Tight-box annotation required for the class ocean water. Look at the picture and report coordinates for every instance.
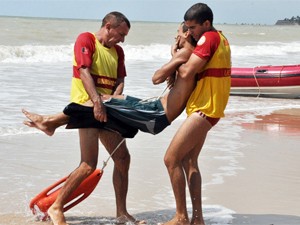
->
[0,17,300,224]
[1,16,300,136]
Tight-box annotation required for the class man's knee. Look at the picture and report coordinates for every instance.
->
[98,130,131,170]
[113,147,131,171]
[164,153,177,170]
[79,161,97,177]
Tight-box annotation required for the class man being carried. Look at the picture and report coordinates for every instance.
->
[23,23,196,138]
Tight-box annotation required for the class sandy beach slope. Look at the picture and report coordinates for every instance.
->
[202,108,300,224]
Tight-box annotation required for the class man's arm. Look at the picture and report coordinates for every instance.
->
[79,67,107,122]
[178,54,207,80]
[112,77,125,95]
[152,48,191,85]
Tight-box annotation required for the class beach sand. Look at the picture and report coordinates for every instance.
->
[202,108,300,224]
[0,108,299,225]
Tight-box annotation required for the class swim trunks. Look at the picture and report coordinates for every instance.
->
[63,102,138,138]
[63,95,170,138]
[196,111,220,127]
[105,96,170,135]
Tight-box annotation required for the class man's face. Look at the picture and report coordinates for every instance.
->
[106,22,129,47]
[175,24,188,48]
[185,20,208,41]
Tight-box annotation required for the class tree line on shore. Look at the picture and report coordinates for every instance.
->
[276,16,300,25]
[283,16,300,23]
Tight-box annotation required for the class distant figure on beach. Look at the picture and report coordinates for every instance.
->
[162,3,231,225]
[23,22,197,224]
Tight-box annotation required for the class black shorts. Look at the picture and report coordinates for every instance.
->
[63,96,170,138]
[63,103,139,138]
[105,96,170,135]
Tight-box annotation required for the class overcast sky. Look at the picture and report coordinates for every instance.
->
[0,0,299,25]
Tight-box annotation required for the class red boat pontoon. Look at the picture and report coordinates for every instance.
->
[230,64,300,99]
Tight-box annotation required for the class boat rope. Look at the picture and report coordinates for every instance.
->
[101,138,126,170]
[280,65,284,79]
[253,67,261,98]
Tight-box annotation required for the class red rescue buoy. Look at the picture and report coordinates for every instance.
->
[29,169,103,221]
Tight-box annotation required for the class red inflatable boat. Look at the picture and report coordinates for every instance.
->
[230,64,300,99]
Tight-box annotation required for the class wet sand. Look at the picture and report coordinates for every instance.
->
[203,108,300,224]
[0,109,299,224]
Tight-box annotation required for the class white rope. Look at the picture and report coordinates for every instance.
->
[253,67,261,98]
[157,85,169,100]
[139,85,169,103]
[101,138,126,170]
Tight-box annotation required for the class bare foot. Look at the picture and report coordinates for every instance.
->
[116,214,147,224]
[191,217,205,225]
[22,109,55,136]
[47,205,68,225]
[162,216,190,225]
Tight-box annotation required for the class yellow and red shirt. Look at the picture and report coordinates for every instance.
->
[70,32,126,104]
[186,31,231,118]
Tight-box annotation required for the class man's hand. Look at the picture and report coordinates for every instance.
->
[79,67,108,122]
[93,99,107,122]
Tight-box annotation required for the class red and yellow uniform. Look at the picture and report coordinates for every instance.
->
[70,32,126,104]
[186,31,231,118]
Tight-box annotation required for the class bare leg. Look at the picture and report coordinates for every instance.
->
[98,130,146,224]
[22,109,69,136]
[163,113,211,225]
[182,120,209,225]
[164,138,189,225]
[48,128,99,225]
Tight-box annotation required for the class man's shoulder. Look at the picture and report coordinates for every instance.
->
[203,30,220,40]
[77,32,95,42]
[196,31,221,49]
